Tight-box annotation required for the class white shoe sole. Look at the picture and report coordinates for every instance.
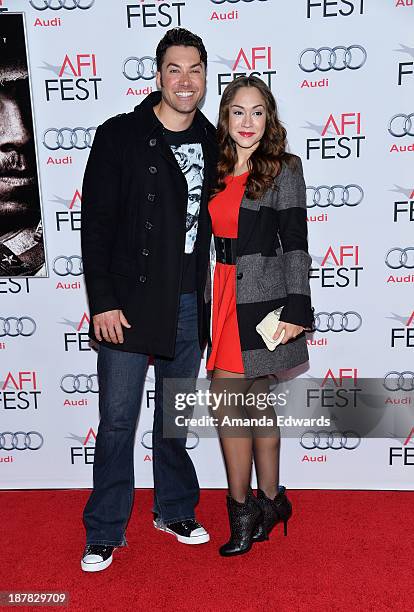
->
[153,521,210,545]
[81,553,113,573]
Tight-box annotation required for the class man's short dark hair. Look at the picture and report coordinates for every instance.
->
[156,28,207,71]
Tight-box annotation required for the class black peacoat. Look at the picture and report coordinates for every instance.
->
[81,91,217,358]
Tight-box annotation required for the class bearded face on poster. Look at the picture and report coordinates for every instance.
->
[0,13,46,277]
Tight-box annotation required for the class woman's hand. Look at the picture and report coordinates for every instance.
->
[272,321,304,344]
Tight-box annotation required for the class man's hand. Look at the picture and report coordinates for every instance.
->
[273,321,304,344]
[93,309,131,344]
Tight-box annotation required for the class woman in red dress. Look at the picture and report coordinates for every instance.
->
[206,76,313,556]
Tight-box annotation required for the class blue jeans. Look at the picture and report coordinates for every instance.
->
[83,292,202,546]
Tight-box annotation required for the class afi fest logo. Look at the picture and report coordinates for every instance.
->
[54,189,82,232]
[126,1,186,29]
[388,311,414,349]
[389,427,414,467]
[306,368,361,408]
[60,312,91,352]
[309,245,363,288]
[0,278,30,295]
[391,185,414,225]
[67,427,96,464]
[306,0,365,17]
[305,112,365,159]
[301,368,361,464]
[44,54,102,101]
[396,44,414,86]
[0,371,41,411]
[215,46,276,95]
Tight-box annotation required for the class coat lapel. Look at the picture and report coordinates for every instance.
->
[237,192,261,257]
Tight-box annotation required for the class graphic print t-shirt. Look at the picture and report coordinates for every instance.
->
[163,124,204,293]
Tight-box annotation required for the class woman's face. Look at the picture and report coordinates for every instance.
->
[228,86,267,153]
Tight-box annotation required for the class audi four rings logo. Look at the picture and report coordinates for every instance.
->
[29,0,95,9]
[388,113,414,138]
[385,248,414,269]
[53,256,83,276]
[42,127,96,151]
[299,45,367,72]
[60,374,98,394]
[383,372,414,392]
[0,431,44,451]
[300,430,361,450]
[0,317,36,337]
[123,57,157,81]
[210,0,268,4]
[140,430,199,450]
[306,185,364,208]
[314,311,362,333]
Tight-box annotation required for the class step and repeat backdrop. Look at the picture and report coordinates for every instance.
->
[0,0,413,490]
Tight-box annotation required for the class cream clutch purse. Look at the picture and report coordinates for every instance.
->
[256,307,285,351]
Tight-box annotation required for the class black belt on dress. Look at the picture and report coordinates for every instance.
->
[214,236,237,265]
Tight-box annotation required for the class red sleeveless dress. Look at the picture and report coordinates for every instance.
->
[206,172,248,374]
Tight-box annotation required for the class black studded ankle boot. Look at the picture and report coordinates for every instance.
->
[219,491,263,557]
[252,485,292,542]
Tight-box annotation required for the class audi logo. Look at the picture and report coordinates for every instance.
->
[53,255,83,277]
[60,374,98,394]
[385,247,414,269]
[388,113,414,138]
[42,127,96,151]
[314,312,362,333]
[140,430,199,450]
[300,430,361,450]
[299,45,367,72]
[29,0,95,9]
[123,57,157,81]
[0,317,36,337]
[210,0,268,4]
[383,372,414,392]
[306,185,364,208]
[0,431,44,451]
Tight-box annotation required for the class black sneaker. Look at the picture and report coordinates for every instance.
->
[153,518,210,544]
[81,545,115,572]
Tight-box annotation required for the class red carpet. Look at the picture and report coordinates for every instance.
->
[1,489,413,611]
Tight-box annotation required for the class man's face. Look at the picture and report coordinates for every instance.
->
[0,65,38,233]
[156,45,206,116]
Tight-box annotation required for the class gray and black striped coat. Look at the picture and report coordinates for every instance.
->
[205,155,314,378]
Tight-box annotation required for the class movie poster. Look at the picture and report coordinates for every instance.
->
[0,12,46,277]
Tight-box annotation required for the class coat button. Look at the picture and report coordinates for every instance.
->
[144,221,153,230]
[149,166,157,175]
[141,248,149,256]
[139,274,147,283]
[147,193,156,202]
[149,138,157,147]
[237,272,243,280]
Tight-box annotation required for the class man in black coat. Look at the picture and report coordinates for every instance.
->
[80,29,217,572]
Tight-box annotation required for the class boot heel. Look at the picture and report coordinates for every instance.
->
[252,521,268,542]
